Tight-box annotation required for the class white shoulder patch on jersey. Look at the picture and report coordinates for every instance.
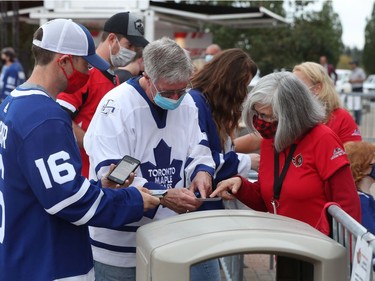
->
[100,99,116,115]
[330,147,345,160]
[352,129,361,136]
[0,121,8,149]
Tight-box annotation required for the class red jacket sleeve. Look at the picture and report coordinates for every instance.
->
[315,202,341,235]
[325,164,361,223]
[235,176,268,212]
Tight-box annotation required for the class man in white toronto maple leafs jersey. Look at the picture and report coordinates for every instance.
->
[0,19,160,281]
[84,37,218,280]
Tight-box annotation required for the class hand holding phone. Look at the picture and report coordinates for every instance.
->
[194,191,221,201]
[107,155,141,185]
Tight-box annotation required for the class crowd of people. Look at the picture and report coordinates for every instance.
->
[56,12,149,178]
[0,13,374,281]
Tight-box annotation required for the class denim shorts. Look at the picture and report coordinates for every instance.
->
[94,261,135,281]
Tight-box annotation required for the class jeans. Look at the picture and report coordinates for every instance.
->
[94,261,135,281]
[352,87,363,125]
[94,259,221,281]
[354,109,362,125]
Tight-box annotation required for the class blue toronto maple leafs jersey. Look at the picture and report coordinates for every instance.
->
[189,89,251,185]
[0,87,144,281]
[84,77,215,267]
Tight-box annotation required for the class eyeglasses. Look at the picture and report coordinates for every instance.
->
[151,80,192,99]
[254,108,277,122]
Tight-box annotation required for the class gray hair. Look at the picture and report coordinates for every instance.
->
[242,71,325,152]
[143,37,194,84]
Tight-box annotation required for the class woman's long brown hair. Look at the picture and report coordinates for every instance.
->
[191,48,257,148]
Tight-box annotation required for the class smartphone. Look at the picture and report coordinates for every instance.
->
[194,191,221,202]
[107,155,141,185]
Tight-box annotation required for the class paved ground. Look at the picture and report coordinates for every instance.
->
[242,254,276,281]
[220,254,275,281]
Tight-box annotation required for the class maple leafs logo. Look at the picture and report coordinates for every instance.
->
[140,140,182,188]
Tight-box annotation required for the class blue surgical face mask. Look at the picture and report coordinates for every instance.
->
[368,165,375,180]
[205,54,214,62]
[153,92,185,110]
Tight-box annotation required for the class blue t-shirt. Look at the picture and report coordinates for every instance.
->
[359,191,375,234]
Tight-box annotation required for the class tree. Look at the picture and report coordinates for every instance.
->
[206,1,294,74]
[291,1,343,66]
[363,2,375,74]
[205,1,343,75]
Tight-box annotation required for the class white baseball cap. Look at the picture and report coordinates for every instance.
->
[33,19,109,71]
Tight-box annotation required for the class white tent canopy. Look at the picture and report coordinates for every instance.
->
[8,0,289,42]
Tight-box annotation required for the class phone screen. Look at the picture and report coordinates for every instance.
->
[108,156,140,185]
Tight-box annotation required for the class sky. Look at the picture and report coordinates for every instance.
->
[302,0,375,49]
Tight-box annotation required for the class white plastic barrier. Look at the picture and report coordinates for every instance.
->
[136,209,347,281]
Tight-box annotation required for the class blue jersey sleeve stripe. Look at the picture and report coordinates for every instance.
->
[72,189,104,225]
[199,138,210,147]
[189,163,215,183]
[45,179,90,215]
[95,158,121,176]
[91,239,136,253]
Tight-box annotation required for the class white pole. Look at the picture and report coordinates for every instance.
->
[144,9,155,43]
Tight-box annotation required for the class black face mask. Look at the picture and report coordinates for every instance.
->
[368,165,375,180]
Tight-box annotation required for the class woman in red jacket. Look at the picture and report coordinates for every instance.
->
[293,61,361,144]
[211,71,361,280]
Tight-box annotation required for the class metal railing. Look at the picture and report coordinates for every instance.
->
[219,204,375,281]
[220,200,249,281]
[328,204,375,281]
[219,254,244,281]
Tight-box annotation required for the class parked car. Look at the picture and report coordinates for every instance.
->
[363,74,375,101]
[363,74,375,93]
[335,69,352,94]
